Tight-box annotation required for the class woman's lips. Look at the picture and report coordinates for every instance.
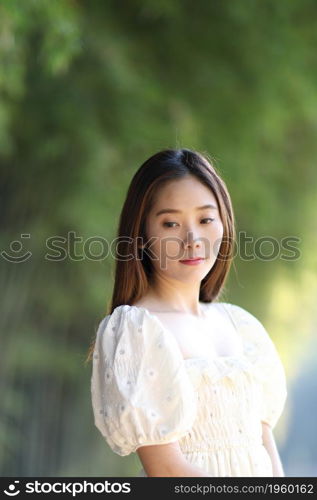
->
[179,258,205,265]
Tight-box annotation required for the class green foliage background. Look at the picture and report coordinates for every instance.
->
[1,0,316,476]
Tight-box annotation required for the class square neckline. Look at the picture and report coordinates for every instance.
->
[126,302,244,364]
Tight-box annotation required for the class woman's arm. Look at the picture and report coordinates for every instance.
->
[137,441,212,477]
[261,421,285,477]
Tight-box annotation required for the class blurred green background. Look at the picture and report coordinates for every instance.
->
[1,0,316,477]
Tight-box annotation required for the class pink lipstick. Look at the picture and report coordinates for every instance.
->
[179,258,205,266]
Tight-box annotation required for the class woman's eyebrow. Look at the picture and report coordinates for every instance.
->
[155,204,218,216]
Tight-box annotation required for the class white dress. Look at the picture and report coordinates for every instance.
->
[90,302,287,477]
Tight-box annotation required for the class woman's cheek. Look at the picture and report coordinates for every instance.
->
[214,226,224,256]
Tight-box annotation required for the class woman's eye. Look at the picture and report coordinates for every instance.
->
[163,218,215,228]
[163,222,178,228]
[201,218,215,224]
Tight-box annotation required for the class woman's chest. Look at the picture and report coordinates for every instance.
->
[155,312,244,360]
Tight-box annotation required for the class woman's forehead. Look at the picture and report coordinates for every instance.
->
[151,177,218,212]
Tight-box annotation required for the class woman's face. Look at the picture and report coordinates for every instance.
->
[143,175,224,284]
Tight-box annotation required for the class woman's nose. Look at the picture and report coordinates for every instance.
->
[182,230,203,250]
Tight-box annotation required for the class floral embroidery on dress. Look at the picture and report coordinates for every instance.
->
[91,302,287,477]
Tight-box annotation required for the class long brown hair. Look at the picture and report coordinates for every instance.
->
[85,148,236,363]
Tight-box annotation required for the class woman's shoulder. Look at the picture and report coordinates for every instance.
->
[98,303,165,329]
[95,304,156,341]
[216,302,282,357]
[209,301,274,348]
[211,301,262,326]
[95,304,184,362]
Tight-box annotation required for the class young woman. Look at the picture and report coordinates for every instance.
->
[87,148,287,477]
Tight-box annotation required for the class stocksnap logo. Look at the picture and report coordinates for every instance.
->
[4,481,20,496]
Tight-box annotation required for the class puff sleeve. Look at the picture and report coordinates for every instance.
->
[90,305,197,456]
[226,303,287,430]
